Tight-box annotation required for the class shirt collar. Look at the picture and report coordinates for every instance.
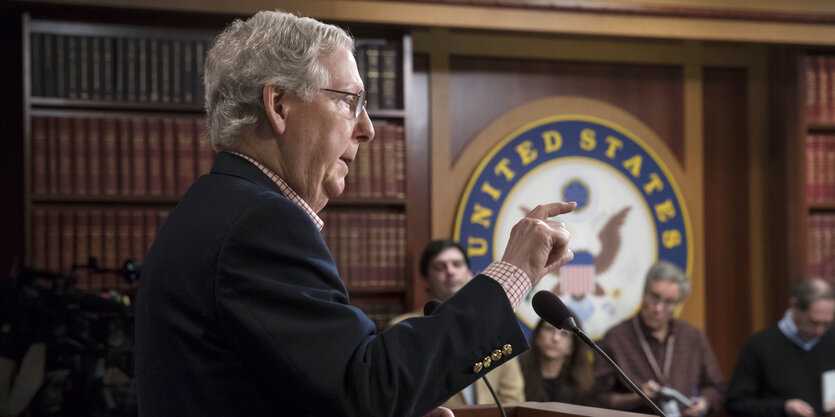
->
[636,314,675,342]
[228,151,324,231]
[778,308,820,351]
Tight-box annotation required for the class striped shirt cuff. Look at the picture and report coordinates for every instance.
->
[482,261,531,311]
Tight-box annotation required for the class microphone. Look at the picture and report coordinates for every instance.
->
[531,291,668,417]
[422,300,508,417]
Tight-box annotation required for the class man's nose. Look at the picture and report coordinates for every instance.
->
[354,107,374,143]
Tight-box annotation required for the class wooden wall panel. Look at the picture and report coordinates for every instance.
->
[406,53,432,311]
[703,67,752,380]
[448,57,685,166]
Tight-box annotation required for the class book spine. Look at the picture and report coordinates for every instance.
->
[87,118,102,196]
[43,34,55,96]
[88,209,104,289]
[149,38,159,102]
[75,210,90,290]
[57,118,73,195]
[92,36,102,100]
[183,40,193,103]
[172,39,182,103]
[161,40,170,103]
[805,56,817,123]
[126,38,136,102]
[116,38,126,101]
[118,118,132,195]
[67,36,78,99]
[196,119,215,175]
[47,117,59,194]
[161,118,177,196]
[72,117,88,196]
[32,116,48,195]
[394,125,406,198]
[102,118,119,196]
[138,38,148,102]
[56,35,66,97]
[147,117,163,195]
[830,57,835,124]
[380,44,398,109]
[79,36,89,99]
[806,134,815,203]
[61,210,75,274]
[382,123,396,198]
[175,118,196,195]
[131,117,148,195]
[103,38,114,101]
[819,56,830,125]
[365,46,380,109]
[370,124,383,198]
[30,33,43,97]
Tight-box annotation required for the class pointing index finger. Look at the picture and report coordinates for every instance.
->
[526,202,577,220]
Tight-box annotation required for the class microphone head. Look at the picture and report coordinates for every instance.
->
[423,300,442,316]
[531,290,577,331]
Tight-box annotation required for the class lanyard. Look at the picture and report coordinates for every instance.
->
[632,316,675,385]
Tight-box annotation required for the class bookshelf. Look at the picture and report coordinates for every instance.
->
[800,53,835,282]
[21,12,421,330]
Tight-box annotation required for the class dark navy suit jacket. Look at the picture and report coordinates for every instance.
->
[135,151,528,417]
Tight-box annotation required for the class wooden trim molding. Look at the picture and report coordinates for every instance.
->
[408,0,835,25]
[12,0,835,46]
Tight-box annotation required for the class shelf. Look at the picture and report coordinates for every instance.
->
[31,195,180,205]
[328,197,406,207]
[808,202,835,211]
[30,98,403,118]
[31,97,204,113]
[807,122,835,132]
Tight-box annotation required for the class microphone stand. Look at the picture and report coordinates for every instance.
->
[423,300,507,417]
[481,377,507,417]
[570,327,668,417]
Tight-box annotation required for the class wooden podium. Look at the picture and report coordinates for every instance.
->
[450,401,656,417]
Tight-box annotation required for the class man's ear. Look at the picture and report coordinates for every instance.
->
[263,84,287,135]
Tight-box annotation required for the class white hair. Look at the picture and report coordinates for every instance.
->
[643,260,691,300]
[204,10,354,150]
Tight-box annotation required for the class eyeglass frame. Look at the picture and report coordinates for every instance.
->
[320,88,367,119]
[643,291,682,310]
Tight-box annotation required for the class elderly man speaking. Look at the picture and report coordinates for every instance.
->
[135,10,576,417]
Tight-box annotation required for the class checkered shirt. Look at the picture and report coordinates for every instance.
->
[482,261,531,311]
[229,151,323,231]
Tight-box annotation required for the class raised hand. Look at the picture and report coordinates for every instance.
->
[501,202,576,285]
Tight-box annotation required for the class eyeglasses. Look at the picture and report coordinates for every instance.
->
[644,292,681,309]
[321,88,367,119]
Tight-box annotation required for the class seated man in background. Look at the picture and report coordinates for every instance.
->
[388,239,525,407]
[725,277,835,417]
[594,261,725,417]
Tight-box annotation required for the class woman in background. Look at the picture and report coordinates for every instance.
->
[521,318,595,405]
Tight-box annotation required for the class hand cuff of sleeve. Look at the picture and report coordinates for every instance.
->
[482,261,531,311]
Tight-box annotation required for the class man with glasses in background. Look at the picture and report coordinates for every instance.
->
[135,9,577,417]
[593,261,726,417]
